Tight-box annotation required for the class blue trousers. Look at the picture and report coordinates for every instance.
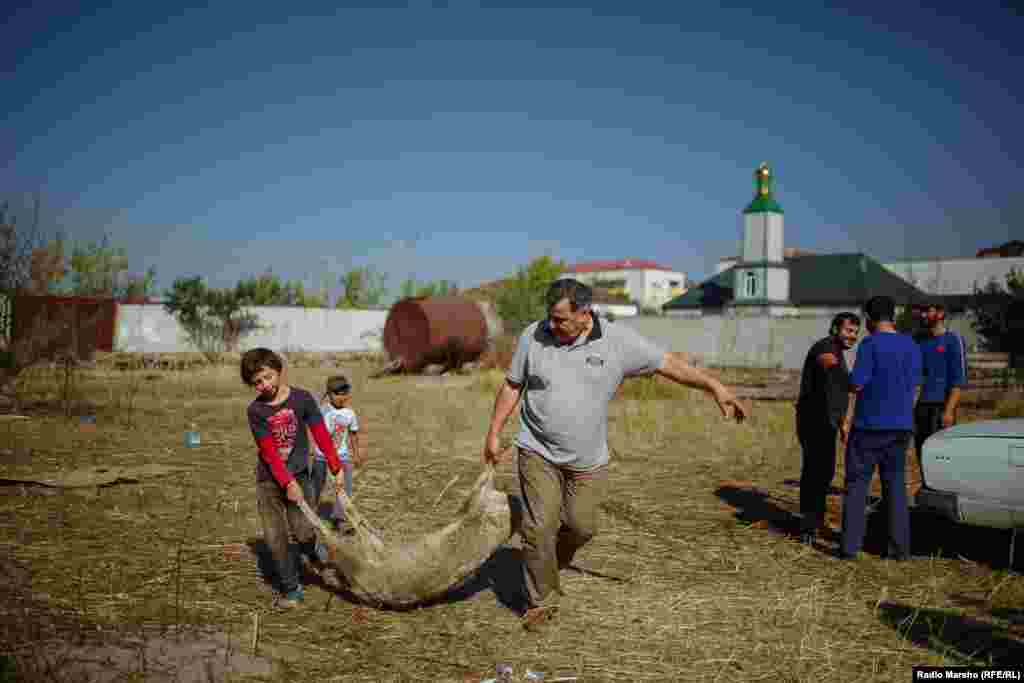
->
[308,458,353,522]
[841,429,912,557]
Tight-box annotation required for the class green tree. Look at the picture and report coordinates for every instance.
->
[337,267,388,308]
[398,277,457,300]
[68,235,130,296]
[164,276,260,354]
[235,271,284,306]
[970,268,1024,357]
[0,194,43,294]
[235,271,325,307]
[123,267,157,300]
[495,255,565,332]
[399,278,418,300]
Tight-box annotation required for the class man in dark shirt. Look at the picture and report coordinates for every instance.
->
[914,302,966,490]
[795,312,861,545]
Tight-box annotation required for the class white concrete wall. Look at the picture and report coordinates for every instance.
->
[766,266,790,302]
[742,213,784,264]
[641,270,686,308]
[882,257,1024,295]
[743,216,765,263]
[116,304,388,353]
[622,314,837,369]
[765,213,784,263]
[592,303,639,317]
[623,271,646,304]
[623,312,981,369]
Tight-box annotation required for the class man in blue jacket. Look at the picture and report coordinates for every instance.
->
[914,302,966,490]
[839,296,923,561]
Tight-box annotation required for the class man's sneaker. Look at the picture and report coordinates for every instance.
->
[521,604,559,632]
[279,587,305,608]
[799,531,815,546]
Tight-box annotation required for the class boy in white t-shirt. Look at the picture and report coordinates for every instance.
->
[311,375,364,530]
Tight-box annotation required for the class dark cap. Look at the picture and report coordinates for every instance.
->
[326,375,351,394]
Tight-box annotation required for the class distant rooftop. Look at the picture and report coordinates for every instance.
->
[666,252,931,310]
[463,278,631,305]
[566,259,678,274]
[719,248,817,262]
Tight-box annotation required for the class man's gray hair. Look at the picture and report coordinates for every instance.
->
[545,278,593,312]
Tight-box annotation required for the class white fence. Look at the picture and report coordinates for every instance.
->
[623,314,979,370]
[116,304,388,353]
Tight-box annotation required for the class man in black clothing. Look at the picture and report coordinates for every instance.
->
[795,312,861,545]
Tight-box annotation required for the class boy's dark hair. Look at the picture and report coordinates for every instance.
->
[240,348,283,385]
[863,295,896,323]
[545,278,593,312]
[324,374,351,397]
[830,312,861,336]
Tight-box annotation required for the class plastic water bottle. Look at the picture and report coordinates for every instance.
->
[185,423,201,448]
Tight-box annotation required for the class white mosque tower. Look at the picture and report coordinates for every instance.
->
[731,162,792,314]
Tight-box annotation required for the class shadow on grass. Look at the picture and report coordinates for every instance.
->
[718,483,1023,568]
[877,602,1024,665]
[432,546,530,614]
[416,493,529,614]
[714,485,801,537]
[909,510,1022,570]
[782,478,843,497]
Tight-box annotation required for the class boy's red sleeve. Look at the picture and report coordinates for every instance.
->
[309,421,345,475]
[257,435,294,488]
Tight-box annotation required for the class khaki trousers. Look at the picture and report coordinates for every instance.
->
[256,475,317,593]
[518,448,609,607]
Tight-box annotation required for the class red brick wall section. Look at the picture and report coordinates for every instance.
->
[11,295,118,355]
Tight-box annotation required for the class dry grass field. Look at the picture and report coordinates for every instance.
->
[1,356,1023,682]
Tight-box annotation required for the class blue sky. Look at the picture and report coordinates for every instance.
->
[3,1,1021,299]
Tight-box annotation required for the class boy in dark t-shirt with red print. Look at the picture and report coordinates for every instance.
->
[242,348,348,607]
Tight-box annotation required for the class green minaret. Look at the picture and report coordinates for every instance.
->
[734,162,790,308]
[743,162,784,214]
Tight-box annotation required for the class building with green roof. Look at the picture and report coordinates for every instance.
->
[664,163,931,316]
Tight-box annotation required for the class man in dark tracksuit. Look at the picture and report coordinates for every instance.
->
[914,302,965,490]
[795,312,861,545]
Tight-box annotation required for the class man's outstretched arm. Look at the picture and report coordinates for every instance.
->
[655,352,748,422]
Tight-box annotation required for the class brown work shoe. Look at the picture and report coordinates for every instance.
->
[521,604,559,632]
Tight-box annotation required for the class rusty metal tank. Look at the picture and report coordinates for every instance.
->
[383,296,492,372]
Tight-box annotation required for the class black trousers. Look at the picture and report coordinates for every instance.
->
[914,402,949,489]
[796,413,838,533]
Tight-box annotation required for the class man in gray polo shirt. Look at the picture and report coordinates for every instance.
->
[483,278,748,629]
